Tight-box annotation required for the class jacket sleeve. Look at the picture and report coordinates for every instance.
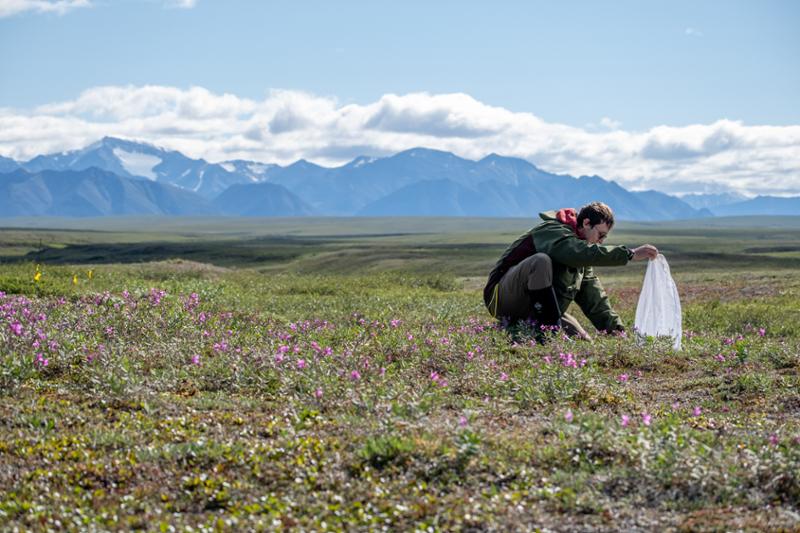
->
[574,266,625,332]
[533,224,631,268]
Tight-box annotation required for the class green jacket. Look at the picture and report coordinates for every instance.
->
[484,210,632,332]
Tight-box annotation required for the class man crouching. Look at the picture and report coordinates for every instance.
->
[484,202,658,341]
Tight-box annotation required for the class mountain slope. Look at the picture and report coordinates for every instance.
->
[0,168,216,216]
[22,137,253,199]
[0,155,19,173]
[212,182,315,216]
[712,196,800,216]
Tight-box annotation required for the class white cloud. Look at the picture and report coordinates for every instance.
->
[685,27,704,37]
[164,0,196,8]
[2,85,799,197]
[0,0,90,18]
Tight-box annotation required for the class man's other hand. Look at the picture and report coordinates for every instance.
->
[632,244,659,260]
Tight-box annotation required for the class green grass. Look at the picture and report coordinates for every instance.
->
[0,217,799,530]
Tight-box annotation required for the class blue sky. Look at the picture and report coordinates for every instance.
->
[2,0,798,129]
[1,0,799,196]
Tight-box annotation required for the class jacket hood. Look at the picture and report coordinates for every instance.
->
[541,208,580,236]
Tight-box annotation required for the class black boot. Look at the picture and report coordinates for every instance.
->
[526,286,562,334]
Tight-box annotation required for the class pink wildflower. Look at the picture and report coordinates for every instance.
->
[191,354,201,365]
[564,409,573,423]
[692,406,702,417]
[350,370,361,381]
[621,414,630,427]
[758,328,766,337]
[499,372,509,382]
[618,373,629,383]
[297,359,306,369]
[314,388,323,399]
[769,434,779,446]
[715,353,726,362]
[642,413,652,426]
[458,415,468,427]
[9,322,22,336]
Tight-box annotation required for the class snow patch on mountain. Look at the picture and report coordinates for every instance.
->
[112,148,161,180]
[353,157,376,168]
[193,168,206,192]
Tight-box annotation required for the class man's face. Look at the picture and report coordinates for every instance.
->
[582,220,611,244]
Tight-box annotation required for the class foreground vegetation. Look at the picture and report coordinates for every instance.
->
[1,217,799,531]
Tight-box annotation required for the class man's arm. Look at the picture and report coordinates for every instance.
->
[533,224,631,268]
[574,266,625,332]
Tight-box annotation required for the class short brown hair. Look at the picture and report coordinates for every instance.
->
[577,202,615,228]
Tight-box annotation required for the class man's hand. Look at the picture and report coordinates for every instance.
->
[632,244,659,260]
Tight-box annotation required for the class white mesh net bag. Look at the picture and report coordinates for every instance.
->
[634,254,682,350]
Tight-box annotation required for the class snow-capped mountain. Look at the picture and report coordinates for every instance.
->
[22,137,256,199]
[6,137,796,219]
[217,159,281,182]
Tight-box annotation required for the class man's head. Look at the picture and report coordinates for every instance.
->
[577,202,615,244]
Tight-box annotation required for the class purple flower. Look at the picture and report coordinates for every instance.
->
[314,388,323,399]
[499,372,509,382]
[618,373,629,383]
[458,415,468,427]
[297,359,306,369]
[350,370,361,381]
[9,322,22,336]
[191,354,201,365]
[564,409,573,422]
[34,352,48,367]
[758,328,766,337]
[692,406,702,417]
[642,413,652,426]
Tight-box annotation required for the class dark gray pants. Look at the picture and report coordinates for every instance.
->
[491,253,590,340]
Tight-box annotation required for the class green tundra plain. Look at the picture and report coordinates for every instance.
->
[1,216,799,531]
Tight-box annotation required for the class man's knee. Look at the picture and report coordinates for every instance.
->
[520,253,553,290]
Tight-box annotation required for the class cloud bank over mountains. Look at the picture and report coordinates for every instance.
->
[1,85,798,197]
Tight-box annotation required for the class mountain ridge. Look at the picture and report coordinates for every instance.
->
[2,137,797,219]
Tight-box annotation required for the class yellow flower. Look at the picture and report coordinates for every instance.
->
[87,269,94,280]
[33,271,42,282]
[73,274,79,285]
